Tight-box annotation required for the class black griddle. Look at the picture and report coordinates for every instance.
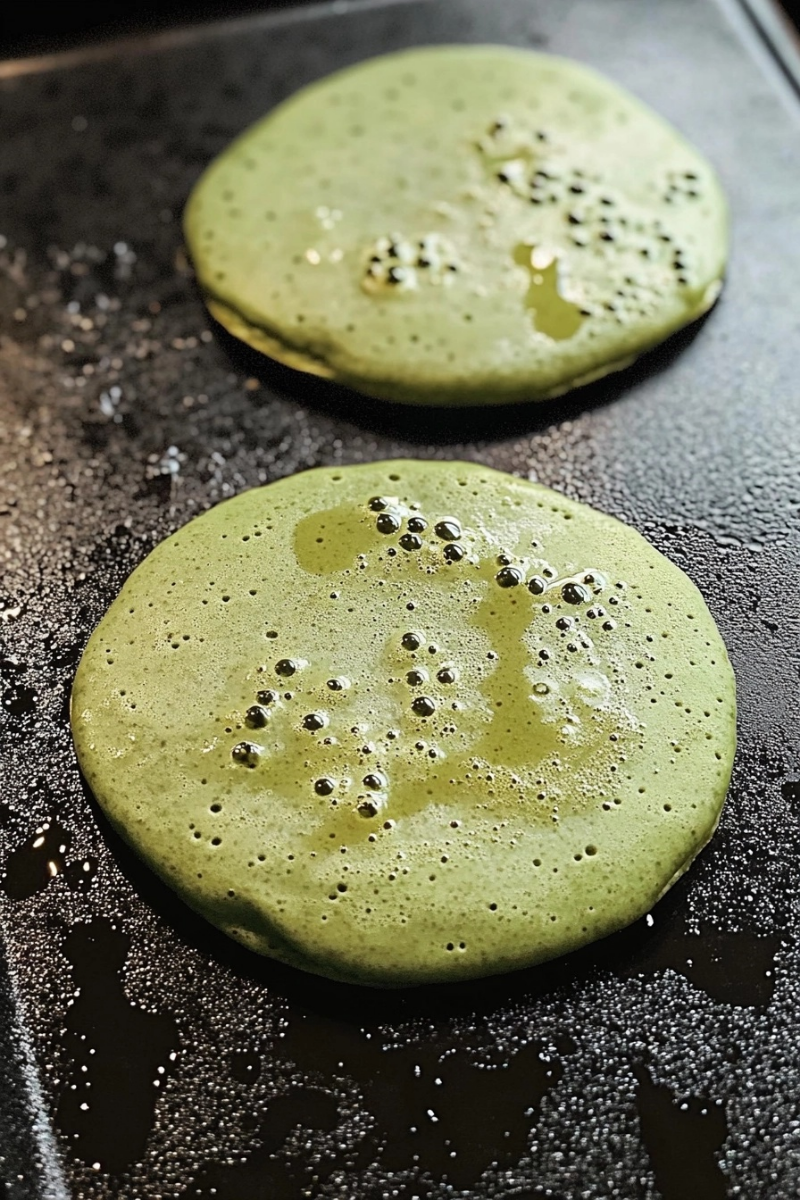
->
[2,1,800,1196]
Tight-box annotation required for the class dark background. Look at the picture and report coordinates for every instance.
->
[0,0,797,59]
[0,1,316,58]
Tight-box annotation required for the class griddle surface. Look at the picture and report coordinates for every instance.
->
[1,1,800,1196]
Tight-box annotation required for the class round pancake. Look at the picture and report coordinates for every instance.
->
[71,462,736,986]
[184,45,728,406]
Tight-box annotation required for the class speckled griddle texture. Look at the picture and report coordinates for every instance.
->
[1,0,800,1197]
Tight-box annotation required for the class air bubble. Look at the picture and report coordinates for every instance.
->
[363,773,386,790]
[434,519,462,541]
[443,543,466,563]
[315,777,335,796]
[376,512,401,535]
[436,668,457,684]
[275,659,298,677]
[406,669,427,686]
[400,532,423,552]
[496,566,524,588]
[231,742,261,767]
[245,705,269,729]
[407,516,427,533]
[302,712,327,731]
[528,576,547,595]
[369,496,389,511]
[412,696,436,717]
[562,582,590,605]
[402,632,422,651]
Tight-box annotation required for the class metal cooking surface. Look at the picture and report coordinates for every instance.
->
[1,0,799,1196]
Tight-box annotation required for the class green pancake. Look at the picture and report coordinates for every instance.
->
[72,462,736,986]
[184,46,728,406]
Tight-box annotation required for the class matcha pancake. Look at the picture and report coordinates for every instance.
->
[184,46,728,406]
[72,462,736,986]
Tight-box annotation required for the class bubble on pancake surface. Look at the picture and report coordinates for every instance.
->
[184,46,727,406]
[71,462,735,986]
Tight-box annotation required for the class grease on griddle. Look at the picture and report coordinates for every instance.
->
[635,1065,728,1200]
[620,918,778,1008]
[1,818,98,901]
[276,1010,571,1190]
[2,680,38,718]
[781,779,800,807]
[55,919,179,1175]
[2,819,69,900]
[229,1046,262,1084]
[191,1087,338,1198]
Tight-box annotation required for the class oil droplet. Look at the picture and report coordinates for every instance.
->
[513,244,585,340]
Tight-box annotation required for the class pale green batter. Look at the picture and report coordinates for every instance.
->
[72,463,736,985]
[184,46,728,405]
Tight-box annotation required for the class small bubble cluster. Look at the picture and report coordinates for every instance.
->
[362,232,460,294]
[476,110,715,324]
